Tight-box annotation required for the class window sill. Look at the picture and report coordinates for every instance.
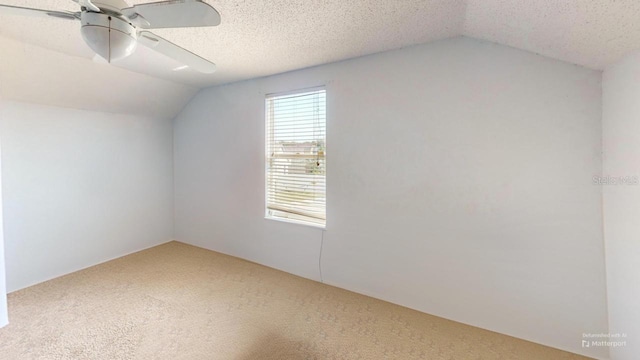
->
[264,216,326,230]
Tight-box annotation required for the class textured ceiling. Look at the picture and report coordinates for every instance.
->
[1,0,640,89]
[0,0,465,87]
[464,0,640,70]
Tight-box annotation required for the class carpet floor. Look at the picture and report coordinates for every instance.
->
[0,241,589,359]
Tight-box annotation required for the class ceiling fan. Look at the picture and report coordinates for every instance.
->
[0,0,220,73]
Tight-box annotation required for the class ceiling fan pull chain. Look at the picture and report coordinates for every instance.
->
[107,16,112,63]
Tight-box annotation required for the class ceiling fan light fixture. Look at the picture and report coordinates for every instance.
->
[81,12,137,62]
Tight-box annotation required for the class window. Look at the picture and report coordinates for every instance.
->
[265,88,326,227]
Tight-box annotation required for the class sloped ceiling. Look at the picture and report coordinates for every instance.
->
[0,35,197,119]
[1,0,640,115]
[464,0,640,70]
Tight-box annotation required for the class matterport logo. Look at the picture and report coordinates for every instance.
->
[582,333,627,348]
[593,175,639,186]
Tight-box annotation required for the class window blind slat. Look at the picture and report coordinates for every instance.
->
[267,205,326,220]
[266,88,326,227]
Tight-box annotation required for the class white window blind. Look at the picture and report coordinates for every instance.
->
[266,88,326,227]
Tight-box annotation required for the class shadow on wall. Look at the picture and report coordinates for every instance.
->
[235,332,319,360]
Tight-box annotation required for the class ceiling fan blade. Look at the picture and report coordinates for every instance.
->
[72,0,100,12]
[137,31,216,73]
[123,0,220,29]
[0,4,79,20]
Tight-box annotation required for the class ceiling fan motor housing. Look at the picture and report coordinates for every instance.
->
[81,11,137,62]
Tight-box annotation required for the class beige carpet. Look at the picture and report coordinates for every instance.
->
[0,241,589,360]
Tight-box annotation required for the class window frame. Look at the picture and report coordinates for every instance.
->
[264,86,327,229]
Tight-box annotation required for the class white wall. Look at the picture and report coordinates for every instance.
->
[0,100,174,292]
[174,37,608,358]
[0,138,7,327]
[602,50,640,360]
